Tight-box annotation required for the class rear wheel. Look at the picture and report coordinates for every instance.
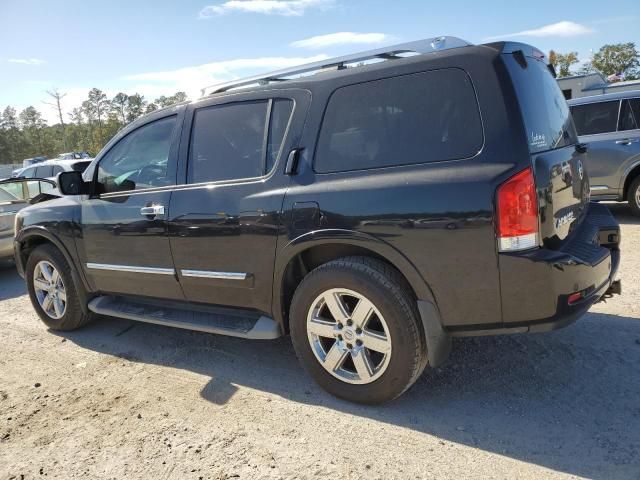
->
[26,244,93,331]
[628,176,640,217]
[289,256,427,404]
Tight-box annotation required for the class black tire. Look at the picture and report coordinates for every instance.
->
[289,256,427,404]
[26,243,93,331]
[627,176,640,217]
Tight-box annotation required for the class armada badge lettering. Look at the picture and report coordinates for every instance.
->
[555,211,575,229]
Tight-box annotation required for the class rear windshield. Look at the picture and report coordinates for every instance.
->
[505,55,577,153]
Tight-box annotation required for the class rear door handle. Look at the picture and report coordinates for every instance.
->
[615,139,639,145]
[140,205,165,217]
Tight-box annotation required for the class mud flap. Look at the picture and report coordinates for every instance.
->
[417,300,452,368]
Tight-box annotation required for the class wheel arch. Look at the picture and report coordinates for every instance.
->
[16,227,91,313]
[622,160,640,200]
[273,229,436,333]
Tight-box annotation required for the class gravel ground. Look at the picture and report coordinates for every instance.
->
[1,203,639,480]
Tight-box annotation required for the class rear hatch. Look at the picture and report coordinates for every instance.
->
[502,47,590,248]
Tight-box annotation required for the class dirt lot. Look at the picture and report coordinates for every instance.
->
[1,204,639,480]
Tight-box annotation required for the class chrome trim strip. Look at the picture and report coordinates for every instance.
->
[181,270,248,280]
[590,185,610,191]
[86,263,175,275]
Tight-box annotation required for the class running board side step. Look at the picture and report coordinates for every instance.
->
[88,296,281,340]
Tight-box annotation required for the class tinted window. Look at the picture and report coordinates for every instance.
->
[266,99,294,172]
[96,116,176,194]
[52,165,64,176]
[315,69,483,173]
[35,166,53,177]
[571,101,619,136]
[619,99,639,131]
[72,161,91,173]
[505,56,577,153]
[189,101,268,183]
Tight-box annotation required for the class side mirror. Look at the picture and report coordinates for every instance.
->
[58,171,90,195]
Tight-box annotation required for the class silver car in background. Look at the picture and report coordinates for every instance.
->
[0,178,57,263]
[569,91,640,215]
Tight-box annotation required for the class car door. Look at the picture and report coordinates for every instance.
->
[169,90,310,313]
[571,98,640,198]
[77,110,185,300]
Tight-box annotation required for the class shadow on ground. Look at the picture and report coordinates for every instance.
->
[52,310,640,480]
[604,202,639,225]
[0,264,26,301]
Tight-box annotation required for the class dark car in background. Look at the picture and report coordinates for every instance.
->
[13,37,620,403]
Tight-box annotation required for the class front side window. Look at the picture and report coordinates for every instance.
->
[314,69,483,173]
[571,101,620,136]
[96,116,177,194]
[52,165,64,176]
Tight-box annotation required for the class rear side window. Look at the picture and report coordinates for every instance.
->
[189,99,294,183]
[619,99,639,131]
[189,101,268,183]
[571,101,619,136]
[35,165,53,177]
[314,69,483,173]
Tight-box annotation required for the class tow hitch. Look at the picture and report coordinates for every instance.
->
[596,280,622,303]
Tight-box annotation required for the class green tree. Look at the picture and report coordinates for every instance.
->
[110,92,129,126]
[145,102,158,114]
[86,88,110,144]
[127,93,146,122]
[591,42,640,79]
[19,106,47,154]
[550,51,579,78]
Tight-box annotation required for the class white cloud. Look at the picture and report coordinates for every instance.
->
[485,21,593,41]
[199,0,333,18]
[8,58,46,66]
[291,32,392,49]
[123,54,329,98]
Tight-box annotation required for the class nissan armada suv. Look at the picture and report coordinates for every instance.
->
[13,37,621,403]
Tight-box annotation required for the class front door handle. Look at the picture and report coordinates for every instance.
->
[140,205,165,217]
[615,139,639,145]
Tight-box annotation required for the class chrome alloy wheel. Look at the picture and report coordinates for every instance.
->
[306,288,392,384]
[635,184,640,208]
[33,260,67,320]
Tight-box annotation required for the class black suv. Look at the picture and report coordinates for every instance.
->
[13,37,621,403]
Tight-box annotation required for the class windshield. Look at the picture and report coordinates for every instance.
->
[504,54,578,154]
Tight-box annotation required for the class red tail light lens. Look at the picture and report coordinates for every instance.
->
[496,167,539,252]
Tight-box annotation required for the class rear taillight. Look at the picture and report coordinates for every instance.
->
[496,167,539,252]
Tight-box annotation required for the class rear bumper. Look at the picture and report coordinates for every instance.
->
[452,202,620,336]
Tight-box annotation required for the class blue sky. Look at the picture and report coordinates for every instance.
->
[1,0,638,122]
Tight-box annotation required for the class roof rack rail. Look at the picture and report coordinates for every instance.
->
[201,36,471,96]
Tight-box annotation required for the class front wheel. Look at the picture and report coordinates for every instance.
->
[628,176,640,217]
[289,257,427,404]
[26,244,93,331]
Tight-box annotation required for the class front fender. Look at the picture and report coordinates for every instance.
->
[15,226,91,314]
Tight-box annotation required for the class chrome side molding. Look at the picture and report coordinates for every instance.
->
[86,263,175,276]
[181,270,248,280]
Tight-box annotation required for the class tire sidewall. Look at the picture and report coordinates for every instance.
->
[629,177,640,215]
[290,264,423,404]
[26,245,79,330]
